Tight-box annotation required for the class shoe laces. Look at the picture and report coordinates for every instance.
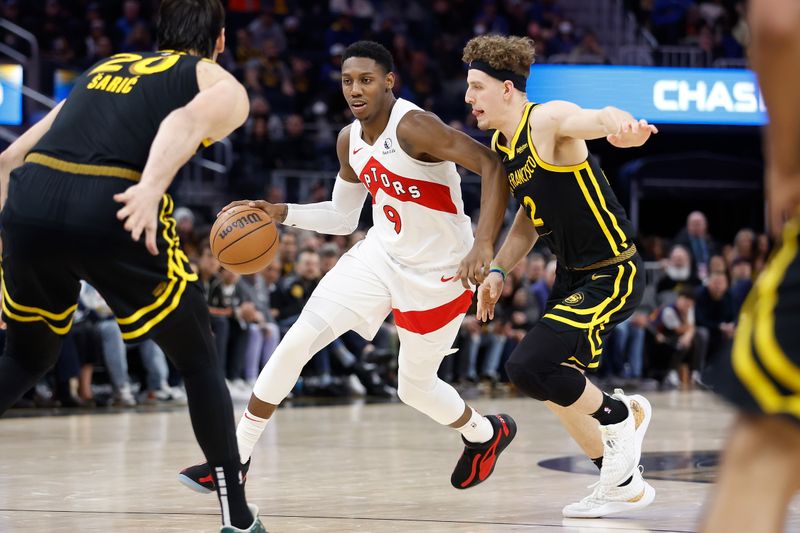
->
[580,465,645,506]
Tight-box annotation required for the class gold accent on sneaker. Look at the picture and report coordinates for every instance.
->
[631,400,646,430]
[628,489,645,503]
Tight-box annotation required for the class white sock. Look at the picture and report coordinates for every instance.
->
[456,408,494,444]
[236,408,269,464]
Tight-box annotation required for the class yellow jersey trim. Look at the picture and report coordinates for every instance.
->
[25,153,142,182]
[494,103,534,160]
[573,169,620,256]
[585,165,628,247]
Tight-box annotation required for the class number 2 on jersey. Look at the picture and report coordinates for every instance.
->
[383,205,402,233]
[523,195,544,227]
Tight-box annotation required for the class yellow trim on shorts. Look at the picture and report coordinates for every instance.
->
[115,194,197,340]
[1,279,77,321]
[732,219,800,417]
[25,153,142,182]
[1,299,74,335]
[589,260,637,358]
[543,262,636,363]
[0,267,76,335]
[753,221,800,393]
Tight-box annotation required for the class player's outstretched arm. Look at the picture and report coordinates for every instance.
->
[397,111,509,288]
[218,125,368,235]
[0,100,65,210]
[538,100,658,148]
[115,62,249,255]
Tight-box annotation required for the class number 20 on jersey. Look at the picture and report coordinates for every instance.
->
[86,53,180,95]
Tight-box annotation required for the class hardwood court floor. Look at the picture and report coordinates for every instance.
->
[1,390,799,532]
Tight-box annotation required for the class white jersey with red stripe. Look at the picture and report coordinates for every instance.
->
[348,98,474,269]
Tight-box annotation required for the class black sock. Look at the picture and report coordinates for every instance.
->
[591,393,629,425]
[212,460,253,529]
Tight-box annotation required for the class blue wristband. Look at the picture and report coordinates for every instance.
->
[489,267,507,281]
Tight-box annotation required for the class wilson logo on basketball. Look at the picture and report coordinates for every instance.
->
[219,212,263,239]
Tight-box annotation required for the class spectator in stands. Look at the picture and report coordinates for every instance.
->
[272,114,316,170]
[675,210,716,280]
[234,28,260,65]
[279,230,299,275]
[208,269,254,395]
[115,0,145,46]
[568,31,611,64]
[248,5,286,52]
[695,271,736,372]
[732,228,756,264]
[753,233,772,274]
[729,257,753,314]
[530,258,557,313]
[656,245,702,305]
[650,287,704,388]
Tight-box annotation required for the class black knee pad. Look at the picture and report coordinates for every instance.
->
[504,324,588,407]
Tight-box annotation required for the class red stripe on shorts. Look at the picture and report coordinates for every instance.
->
[393,289,474,335]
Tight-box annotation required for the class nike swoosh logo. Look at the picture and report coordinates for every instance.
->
[592,273,611,280]
[440,275,455,282]
[352,147,364,154]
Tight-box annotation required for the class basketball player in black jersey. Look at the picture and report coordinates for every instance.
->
[702,1,800,531]
[0,1,264,531]
[462,35,658,518]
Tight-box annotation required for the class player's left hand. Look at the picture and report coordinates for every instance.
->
[477,271,504,322]
[455,239,493,289]
[606,118,658,148]
[114,184,163,256]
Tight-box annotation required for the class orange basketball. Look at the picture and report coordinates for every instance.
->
[210,205,279,274]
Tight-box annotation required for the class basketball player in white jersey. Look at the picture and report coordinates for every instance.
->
[178,41,517,493]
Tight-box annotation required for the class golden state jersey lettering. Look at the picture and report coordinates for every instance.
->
[508,154,537,189]
[32,50,203,172]
[85,52,181,95]
[491,102,636,269]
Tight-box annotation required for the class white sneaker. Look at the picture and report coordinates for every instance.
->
[347,374,367,396]
[598,390,639,487]
[664,369,680,388]
[563,467,656,518]
[624,390,652,468]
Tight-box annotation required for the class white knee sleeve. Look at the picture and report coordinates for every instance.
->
[251,301,363,405]
[397,350,466,426]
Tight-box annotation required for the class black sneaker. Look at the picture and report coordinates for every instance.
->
[450,413,517,489]
[178,459,251,494]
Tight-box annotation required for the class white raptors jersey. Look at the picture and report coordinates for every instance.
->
[349,99,474,269]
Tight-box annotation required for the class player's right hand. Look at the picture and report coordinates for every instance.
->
[476,271,504,322]
[218,199,288,223]
[114,183,162,256]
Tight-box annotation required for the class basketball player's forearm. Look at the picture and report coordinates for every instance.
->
[139,108,209,194]
[283,177,367,234]
[493,209,538,271]
[473,165,510,244]
[751,0,800,175]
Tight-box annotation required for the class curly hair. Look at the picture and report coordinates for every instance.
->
[462,35,536,78]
